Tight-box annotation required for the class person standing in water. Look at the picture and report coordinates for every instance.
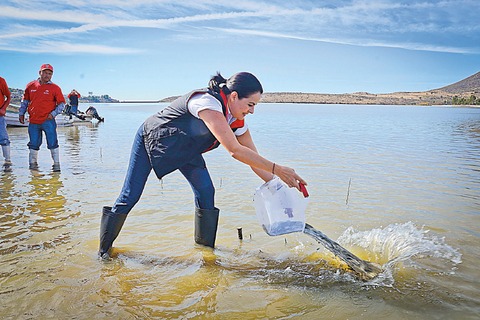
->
[19,64,66,172]
[68,89,80,113]
[0,75,12,172]
[99,71,307,258]
[67,89,85,120]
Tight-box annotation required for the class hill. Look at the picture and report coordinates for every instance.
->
[158,71,480,106]
[437,71,480,94]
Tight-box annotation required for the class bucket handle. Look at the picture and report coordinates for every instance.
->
[299,183,309,198]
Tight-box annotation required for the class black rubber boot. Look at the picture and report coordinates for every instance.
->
[194,207,220,248]
[99,206,128,259]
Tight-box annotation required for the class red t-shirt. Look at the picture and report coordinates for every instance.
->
[23,80,65,124]
[0,77,11,115]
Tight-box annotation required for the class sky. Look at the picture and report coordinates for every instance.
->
[1,0,479,101]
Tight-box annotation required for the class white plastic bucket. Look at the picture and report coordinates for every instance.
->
[253,177,309,236]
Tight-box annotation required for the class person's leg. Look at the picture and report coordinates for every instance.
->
[43,119,60,171]
[43,119,59,150]
[27,123,42,169]
[1,144,10,161]
[70,105,86,120]
[179,160,219,248]
[99,125,152,258]
[179,161,215,210]
[112,125,152,214]
[0,116,9,147]
[27,123,43,150]
[93,110,104,122]
[65,104,71,114]
[0,117,11,171]
[50,148,60,171]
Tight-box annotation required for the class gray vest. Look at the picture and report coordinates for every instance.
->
[142,89,224,178]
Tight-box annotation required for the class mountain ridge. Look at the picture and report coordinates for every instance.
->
[157,71,480,105]
[437,71,480,94]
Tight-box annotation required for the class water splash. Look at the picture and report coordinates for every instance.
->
[336,221,462,286]
[303,224,382,281]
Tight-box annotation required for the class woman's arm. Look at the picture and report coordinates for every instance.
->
[199,109,307,189]
[235,129,274,182]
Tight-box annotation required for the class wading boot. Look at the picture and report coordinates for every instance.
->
[29,149,39,170]
[51,148,61,172]
[2,145,12,172]
[99,206,128,259]
[194,207,220,248]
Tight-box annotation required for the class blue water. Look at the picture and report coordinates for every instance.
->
[1,103,479,319]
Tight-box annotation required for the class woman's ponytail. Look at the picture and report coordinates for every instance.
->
[208,71,262,98]
[208,72,230,94]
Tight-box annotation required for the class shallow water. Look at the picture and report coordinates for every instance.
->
[1,103,479,319]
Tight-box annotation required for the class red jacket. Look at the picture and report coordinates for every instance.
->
[23,80,65,124]
[0,77,11,116]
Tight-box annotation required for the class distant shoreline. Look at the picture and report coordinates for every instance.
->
[117,89,475,106]
[8,71,479,106]
[258,90,463,106]
[119,100,161,104]
[9,91,477,107]
[9,83,479,107]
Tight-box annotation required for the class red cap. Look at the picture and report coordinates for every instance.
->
[40,64,54,72]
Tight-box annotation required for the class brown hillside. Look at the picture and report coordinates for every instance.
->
[436,71,480,94]
[260,71,480,105]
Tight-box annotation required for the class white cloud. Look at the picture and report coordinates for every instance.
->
[212,28,477,54]
[0,24,102,39]
[0,40,141,54]
[0,0,478,55]
[0,5,117,24]
[41,41,142,54]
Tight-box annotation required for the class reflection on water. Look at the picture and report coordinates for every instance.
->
[1,104,479,319]
[0,172,74,255]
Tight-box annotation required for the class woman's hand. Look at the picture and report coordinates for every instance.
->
[273,163,307,191]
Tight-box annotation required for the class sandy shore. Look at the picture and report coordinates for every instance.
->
[259,90,464,105]
[156,89,476,106]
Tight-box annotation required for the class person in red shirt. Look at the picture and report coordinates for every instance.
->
[67,89,86,120]
[0,76,12,172]
[19,64,66,171]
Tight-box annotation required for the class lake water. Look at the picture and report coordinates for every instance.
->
[1,103,479,319]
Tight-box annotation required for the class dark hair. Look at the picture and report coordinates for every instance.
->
[208,72,263,99]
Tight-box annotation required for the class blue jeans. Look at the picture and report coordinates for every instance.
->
[70,105,78,115]
[0,116,9,146]
[27,119,58,150]
[112,124,215,215]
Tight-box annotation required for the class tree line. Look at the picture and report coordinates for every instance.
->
[452,95,480,105]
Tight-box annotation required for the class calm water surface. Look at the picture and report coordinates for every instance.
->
[1,103,479,319]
